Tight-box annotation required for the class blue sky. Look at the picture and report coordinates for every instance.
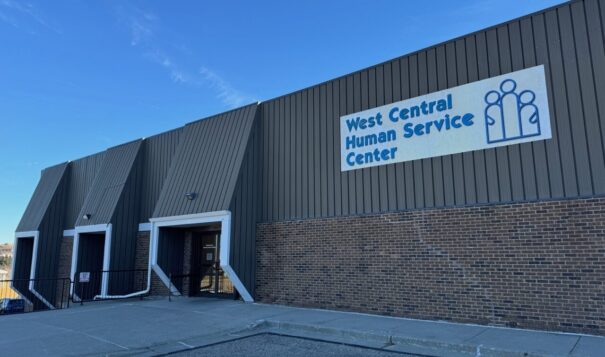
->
[0,0,565,243]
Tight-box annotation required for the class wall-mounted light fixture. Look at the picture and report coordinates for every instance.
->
[82,214,91,220]
[185,192,197,201]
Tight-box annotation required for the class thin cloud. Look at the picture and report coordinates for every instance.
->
[117,5,255,108]
[143,49,193,84]
[200,67,253,108]
[116,5,156,46]
[0,0,60,33]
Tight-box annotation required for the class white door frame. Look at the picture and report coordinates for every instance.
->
[12,231,54,308]
[70,224,112,297]
[149,210,253,302]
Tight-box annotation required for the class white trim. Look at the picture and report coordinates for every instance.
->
[149,210,231,224]
[150,210,253,302]
[138,223,152,232]
[14,231,38,239]
[10,232,35,305]
[63,223,167,235]
[70,224,112,297]
[12,231,54,309]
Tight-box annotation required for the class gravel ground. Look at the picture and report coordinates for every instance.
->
[172,333,422,357]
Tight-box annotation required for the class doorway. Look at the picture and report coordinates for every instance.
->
[11,237,34,303]
[189,230,234,297]
[156,224,235,298]
[73,232,105,301]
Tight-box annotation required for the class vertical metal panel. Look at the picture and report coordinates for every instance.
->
[152,104,258,218]
[313,87,322,216]
[229,112,261,296]
[139,128,182,221]
[532,12,565,198]
[35,165,69,282]
[109,145,143,286]
[420,50,433,208]
[64,153,105,229]
[15,162,69,306]
[76,140,142,226]
[545,8,579,197]
[157,228,185,276]
[383,63,398,212]
[258,0,605,222]
[404,56,416,209]
[570,1,605,193]
[320,84,329,216]
[456,38,478,204]
[510,20,538,201]
[16,163,68,232]
[584,0,605,195]
[392,59,407,210]
[559,5,593,196]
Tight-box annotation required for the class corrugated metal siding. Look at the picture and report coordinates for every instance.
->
[107,145,143,294]
[76,140,142,226]
[64,153,105,229]
[229,110,262,296]
[16,163,68,232]
[34,164,69,288]
[152,103,259,218]
[260,0,605,222]
[157,227,185,276]
[14,162,69,306]
[139,129,182,222]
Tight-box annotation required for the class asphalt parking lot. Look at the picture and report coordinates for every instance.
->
[172,333,420,357]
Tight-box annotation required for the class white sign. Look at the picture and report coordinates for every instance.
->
[79,272,90,283]
[340,65,552,171]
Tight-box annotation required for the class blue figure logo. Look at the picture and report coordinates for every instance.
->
[484,79,541,144]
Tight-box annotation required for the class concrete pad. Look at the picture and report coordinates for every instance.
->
[466,327,580,357]
[571,335,605,357]
[386,342,475,357]
[388,319,486,346]
[0,298,602,357]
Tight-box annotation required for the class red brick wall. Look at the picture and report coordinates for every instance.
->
[256,197,605,335]
[55,237,73,307]
[135,232,150,271]
[136,231,170,296]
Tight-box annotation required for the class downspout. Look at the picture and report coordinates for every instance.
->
[92,225,152,300]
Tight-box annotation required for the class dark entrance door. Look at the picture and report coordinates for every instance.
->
[189,231,233,297]
[75,233,105,301]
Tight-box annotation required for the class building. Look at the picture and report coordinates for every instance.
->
[0,244,12,259]
[11,0,604,335]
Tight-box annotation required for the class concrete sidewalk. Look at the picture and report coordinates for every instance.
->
[0,297,601,356]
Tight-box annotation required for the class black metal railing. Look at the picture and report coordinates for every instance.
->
[73,269,148,303]
[1,277,71,315]
[168,264,235,300]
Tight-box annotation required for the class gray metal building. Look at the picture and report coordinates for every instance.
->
[12,0,605,335]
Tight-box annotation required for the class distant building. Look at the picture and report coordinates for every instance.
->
[0,244,12,258]
[0,269,8,280]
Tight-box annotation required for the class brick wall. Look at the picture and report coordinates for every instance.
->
[55,236,73,307]
[256,197,605,335]
[135,232,150,271]
[151,270,170,296]
[136,231,170,296]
